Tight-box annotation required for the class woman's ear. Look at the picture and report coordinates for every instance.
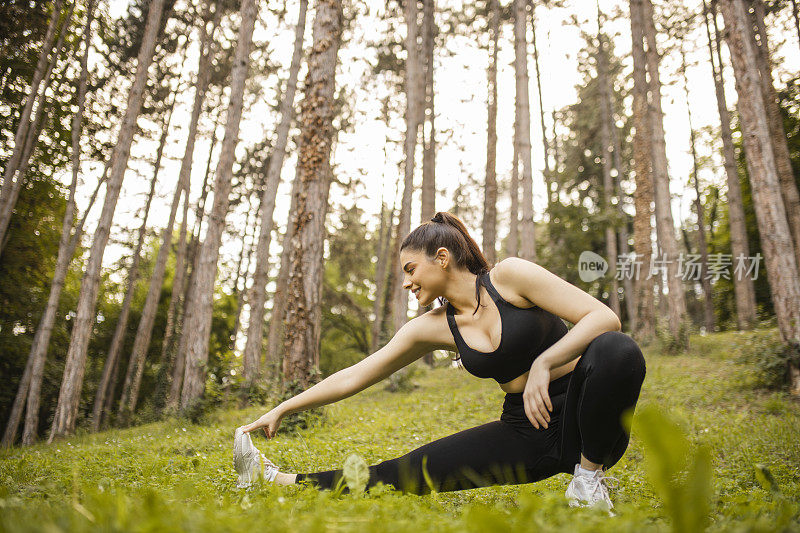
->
[435,247,449,269]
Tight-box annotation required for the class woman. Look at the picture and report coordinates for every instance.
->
[236,211,646,512]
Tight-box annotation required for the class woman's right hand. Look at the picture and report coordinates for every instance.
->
[240,407,284,439]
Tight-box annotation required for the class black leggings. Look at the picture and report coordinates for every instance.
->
[295,331,646,494]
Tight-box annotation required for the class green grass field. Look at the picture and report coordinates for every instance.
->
[1,330,799,532]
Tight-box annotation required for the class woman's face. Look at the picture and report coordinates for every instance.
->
[399,247,450,307]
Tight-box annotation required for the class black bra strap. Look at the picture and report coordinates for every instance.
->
[481,272,504,304]
[445,302,466,348]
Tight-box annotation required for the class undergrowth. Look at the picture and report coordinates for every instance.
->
[1,329,799,532]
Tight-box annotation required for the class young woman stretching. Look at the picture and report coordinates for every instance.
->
[236,211,646,511]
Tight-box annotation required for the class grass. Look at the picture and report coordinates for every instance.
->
[1,330,799,532]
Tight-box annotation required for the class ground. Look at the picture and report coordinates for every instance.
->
[1,330,799,532]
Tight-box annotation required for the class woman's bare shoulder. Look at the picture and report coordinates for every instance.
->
[403,304,456,351]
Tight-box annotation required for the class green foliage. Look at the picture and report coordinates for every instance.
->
[342,453,369,494]
[319,204,376,376]
[654,317,692,355]
[634,406,713,533]
[1,330,800,531]
[734,328,797,390]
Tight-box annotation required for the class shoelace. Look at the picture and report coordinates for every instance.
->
[587,471,619,504]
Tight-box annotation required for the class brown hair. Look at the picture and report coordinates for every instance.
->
[400,211,491,316]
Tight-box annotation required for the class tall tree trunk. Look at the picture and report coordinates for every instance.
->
[0,0,64,248]
[417,0,437,366]
[514,0,536,262]
[719,0,800,395]
[391,0,423,333]
[596,30,621,319]
[483,0,499,266]
[0,2,75,257]
[629,0,656,344]
[641,0,688,347]
[530,4,551,212]
[681,45,716,334]
[371,183,397,354]
[179,0,259,410]
[48,0,167,441]
[703,0,757,330]
[265,180,300,376]
[508,123,520,258]
[1,2,96,447]
[282,0,343,388]
[160,109,222,375]
[243,0,308,385]
[751,1,800,270]
[421,0,436,226]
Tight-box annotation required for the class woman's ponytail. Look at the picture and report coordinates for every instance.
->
[403,211,492,315]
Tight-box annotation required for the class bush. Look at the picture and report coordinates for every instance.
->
[654,316,692,355]
[735,329,797,390]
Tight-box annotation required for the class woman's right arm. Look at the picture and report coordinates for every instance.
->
[241,313,441,437]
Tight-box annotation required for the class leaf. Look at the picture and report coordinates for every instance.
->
[635,405,712,533]
[342,453,369,494]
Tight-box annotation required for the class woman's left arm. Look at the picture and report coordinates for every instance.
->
[496,257,622,428]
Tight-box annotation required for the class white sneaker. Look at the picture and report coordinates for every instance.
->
[234,427,279,488]
[564,464,618,515]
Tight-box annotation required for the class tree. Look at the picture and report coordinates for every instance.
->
[719,0,800,395]
[483,0,500,266]
[596,25,621,320]
[703,0,757,329]
[640,0,689,348]
[391,0,424,332]
[514,0,536,261]
[629,0,656,343]
[242,0,308,385]
[48,0,169,441]
[179,0,259,410]
[750,0,800,270]
[282,0,344,388]
[118,3,222,421]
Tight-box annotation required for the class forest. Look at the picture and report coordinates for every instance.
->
[1,0,800,530]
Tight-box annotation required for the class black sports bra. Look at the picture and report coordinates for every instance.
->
[445,271,569,384]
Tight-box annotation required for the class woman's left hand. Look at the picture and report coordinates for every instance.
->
[523,358,552,429]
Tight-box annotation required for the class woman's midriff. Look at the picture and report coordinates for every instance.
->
[498,356,581,394]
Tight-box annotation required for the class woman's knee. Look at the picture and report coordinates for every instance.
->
[582,331,646,378]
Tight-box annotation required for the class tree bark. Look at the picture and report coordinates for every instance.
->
[282,0,343,388]
[242,0,308,385]
[230,192,258,348]
[720,0,800,395]
[391,0,424,333]
[641,0,688,346]
[371,186,397,354]
[483,0,499,266]
[596,29,621,319]
[48,0,167,441]
[629,0,656,344]
[750,0,800,270]
[514,0,536,262]
[179,0,259,410]
[703,0,757,330]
